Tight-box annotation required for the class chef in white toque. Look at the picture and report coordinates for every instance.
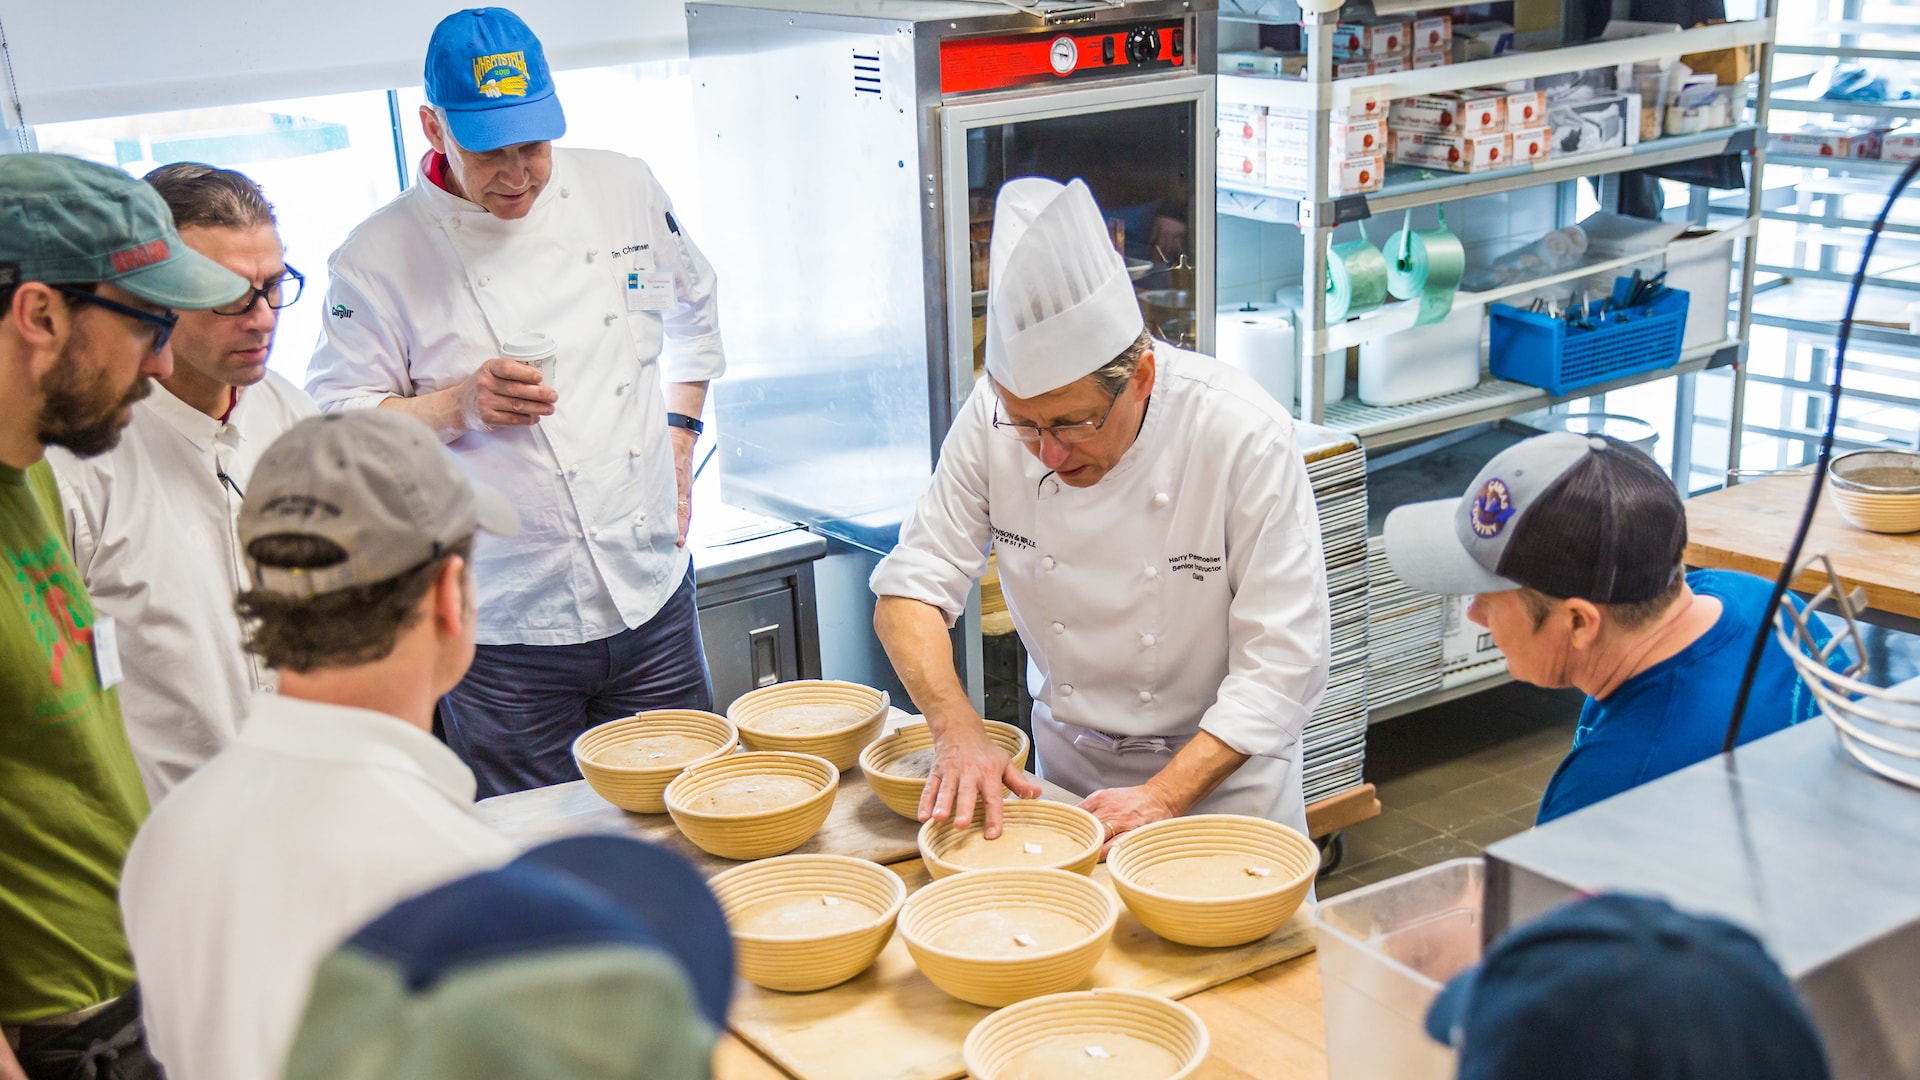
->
[870,177,1331,848]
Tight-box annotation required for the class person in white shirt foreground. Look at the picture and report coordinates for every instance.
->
[50,163,315,801]
[307,7,725,796]
[870,177,1332,848]
[119,410,520,1080]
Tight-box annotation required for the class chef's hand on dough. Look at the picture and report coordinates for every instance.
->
[1080,785,1181,859]
[920,723,1043,840]
[457,358,558,432]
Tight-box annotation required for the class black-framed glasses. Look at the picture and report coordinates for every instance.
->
[55,284,177,355]
[991,390,1121,446]
[210,266,304,316]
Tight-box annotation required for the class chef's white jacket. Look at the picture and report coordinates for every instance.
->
[871,346,1331,833]
[48,374,315,801]
[120,692,516,1080]
[306,148,724,646]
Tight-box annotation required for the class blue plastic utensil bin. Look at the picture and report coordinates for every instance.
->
[1488,285,1690,395]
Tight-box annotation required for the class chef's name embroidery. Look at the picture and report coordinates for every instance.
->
[609,242,651,258]
[991,527,1035,551]
[1168,553,1223,581]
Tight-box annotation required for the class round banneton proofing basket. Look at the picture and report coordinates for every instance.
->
[1828,448,1920,534]
[707,854,908,993]
[727,680,890,770]
[963,988,1210,1080]
[896,867,1118,1007]
[1107,814,1319,948]
[918,799,1103,879]
[572,710,739,814]
[861,720,1032,820]
[663,751,839,861]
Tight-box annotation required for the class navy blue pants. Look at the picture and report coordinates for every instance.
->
[440,568,712,798]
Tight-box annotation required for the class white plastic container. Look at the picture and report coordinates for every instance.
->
[1313,857,1484,1080]
[1357,303,1482,406]
[1215,303,1345,412]
[1664,230,1736,351]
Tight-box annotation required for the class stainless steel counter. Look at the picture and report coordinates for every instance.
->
[686,493,829,711]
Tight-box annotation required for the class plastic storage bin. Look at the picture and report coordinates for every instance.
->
[1358,302,1484,406]
[1313,857,1484,1080]
[1664,231,1735,352]
[1489,282,1688,395]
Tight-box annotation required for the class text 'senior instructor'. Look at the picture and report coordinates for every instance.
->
[871,177,1331,847]
[308,8,723,796]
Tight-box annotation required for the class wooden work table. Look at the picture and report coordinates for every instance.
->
[1684,474,1920,631]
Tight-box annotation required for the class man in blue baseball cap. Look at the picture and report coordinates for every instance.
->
[308,7,727,799]
[1425,893,1829,1079]
[0,153,247,1080]
[282,836,733,1080]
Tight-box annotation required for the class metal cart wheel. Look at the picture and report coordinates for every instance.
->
[1315,831,1346,876]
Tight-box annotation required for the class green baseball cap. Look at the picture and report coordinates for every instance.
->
[0,153,248,309]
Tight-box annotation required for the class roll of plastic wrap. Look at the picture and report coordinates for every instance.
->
[1385,210,1467,326]
[1325,239,1390,323]
[1215,302,1297,405]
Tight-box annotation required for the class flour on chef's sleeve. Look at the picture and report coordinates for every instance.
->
[306,266,416,411]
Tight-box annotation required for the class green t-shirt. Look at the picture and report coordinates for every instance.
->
[0,460,148,1023]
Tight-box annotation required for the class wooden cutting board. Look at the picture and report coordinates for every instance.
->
[474,755,1081,877]
[728,861,1318,1080]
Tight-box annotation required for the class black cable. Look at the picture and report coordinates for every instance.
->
[1722,154,1920,754]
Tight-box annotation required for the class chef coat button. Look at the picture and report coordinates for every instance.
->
[586,249,595,262]
[1141,634,1156,648]
[1152,492,1170,509]
[561,187,571,197]
[1042,556,1055,571]
[605,312,619,325]
[589,527,599,539]
[1145,565,1160,580]
[1137,690,1153,704]
[568,465,580,477]
[1051,621,1065,635]
[478,275,491,287]
[1061,684,1074,697]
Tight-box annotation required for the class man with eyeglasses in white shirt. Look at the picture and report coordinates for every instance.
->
[49,164,315,801]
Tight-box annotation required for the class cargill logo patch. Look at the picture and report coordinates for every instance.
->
[110,239,169,275]
[330,303,354,320]
[1470,478,1515,538]
[472,52,530,98]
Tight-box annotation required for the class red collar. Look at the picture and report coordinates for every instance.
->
[421,150,454,193]
[216,386,239,425]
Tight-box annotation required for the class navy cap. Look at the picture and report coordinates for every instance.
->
[423,8,566,153]
[1425,894,1828,1080]
[284,836,733,1080]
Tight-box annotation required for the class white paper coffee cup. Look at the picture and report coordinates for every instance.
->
[500,332,557,388]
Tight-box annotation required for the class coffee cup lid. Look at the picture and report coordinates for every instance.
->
[500,332,555,358]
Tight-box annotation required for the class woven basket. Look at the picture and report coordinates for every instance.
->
[708,854,907,993]
[727,680,890,770]
[963,988,1210,1080]
[663,751,839,861]
[919,799,1102,879]
[572,710,738,814]
[897,867,1117,1007]
[1107,814,1318,948]
[860,720,1031,821]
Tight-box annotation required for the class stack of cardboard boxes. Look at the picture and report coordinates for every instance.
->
[1218,90,1390,195]
[1332,14,1453,76]
[1386,86,1550,172]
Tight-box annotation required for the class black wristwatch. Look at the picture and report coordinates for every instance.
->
[666,412,705,435]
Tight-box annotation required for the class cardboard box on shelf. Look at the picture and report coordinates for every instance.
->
[1413,15,1452,53]
[1220,102,1267,143]
[1333,20,1410,59]
[1442,593,1504,674]
[1334,59,1374,79]
[1547,92,1640,157]
[1269,112,1386,155]
[1883,130,1920,163]
[1389,91,1508,137]
[1217,146,1265,184]
[1266,152,1386,195]
[1501,90,1548,130]
[1389,131,1513,172]
[1373,54,1409,74]
[1345,87,1388,120]
[1770,124,1886,159]
[1510,126,1552,164]
[1453,21,1515,62]
[1412,49,1451,69]
[1218,50,1307,77]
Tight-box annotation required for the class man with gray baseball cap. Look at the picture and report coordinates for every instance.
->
[1,153,247,1080]
[1384,432,1832,825]
[117,410,523,1080]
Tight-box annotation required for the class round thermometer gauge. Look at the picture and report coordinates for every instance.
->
[1049,35,1078,75]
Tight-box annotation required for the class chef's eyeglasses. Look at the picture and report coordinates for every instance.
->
[210,266,305,316]
[991,390,1120,446]
[54,284,177,355]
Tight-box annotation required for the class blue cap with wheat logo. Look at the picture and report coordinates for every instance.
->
[423,8,567,153]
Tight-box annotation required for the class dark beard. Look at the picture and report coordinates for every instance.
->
[36,325,152,457]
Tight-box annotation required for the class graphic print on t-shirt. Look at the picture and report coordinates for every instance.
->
[8,534,96,710]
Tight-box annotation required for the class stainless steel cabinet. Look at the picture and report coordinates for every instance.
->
[690,509,827,713]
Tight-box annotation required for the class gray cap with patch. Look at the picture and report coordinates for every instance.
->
[1383,432,1686,603]
[239,411,518,597]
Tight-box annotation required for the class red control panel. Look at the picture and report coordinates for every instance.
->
[940,20,1187,95]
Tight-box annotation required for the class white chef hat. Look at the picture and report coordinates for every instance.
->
[984,177,1145,399]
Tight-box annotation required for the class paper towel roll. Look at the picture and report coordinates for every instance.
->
[1215,303,1297,407]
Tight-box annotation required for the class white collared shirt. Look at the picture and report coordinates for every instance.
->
[306,148,726,646]
[120,692,517,1080]
[48,373,316,801]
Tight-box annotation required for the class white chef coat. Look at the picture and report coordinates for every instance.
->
[870,346,1331,836]
[47,373,316,802]
[305,148,724,646]
[120,692,517,1080]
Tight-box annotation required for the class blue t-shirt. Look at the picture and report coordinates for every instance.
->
[1536,569,1834,825]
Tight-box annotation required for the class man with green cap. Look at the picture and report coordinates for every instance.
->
[0,153,246,1080]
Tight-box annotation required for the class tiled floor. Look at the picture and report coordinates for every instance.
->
[1318,681,1585,898]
